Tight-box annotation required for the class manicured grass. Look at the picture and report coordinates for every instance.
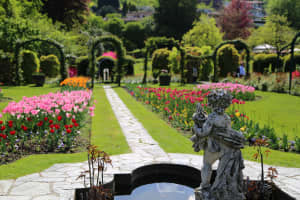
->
[116,87,300,168]
[238,91,300,138]
[0,86,130,180]
[91,86,130,155]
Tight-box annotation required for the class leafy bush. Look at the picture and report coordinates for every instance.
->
[217,44,240,77]
[199,46,213,81]
[124,55,135,76]
[76,56,89,76]
[123,22,146,50]
[253,54,282,73]
[0,50,16,85]
[168,47,181,74]
[152,48,171,79]
[283,53,300,72]
[20,50,40,84]
[40,54,60,77]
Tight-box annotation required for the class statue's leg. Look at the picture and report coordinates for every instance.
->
[200,151,220,189]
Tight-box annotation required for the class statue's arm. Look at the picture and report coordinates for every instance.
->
[194,119,213,138]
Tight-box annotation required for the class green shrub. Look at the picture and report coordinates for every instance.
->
[124,55,135,76]
[152,48,171,79]
[0,50,18,85]
[76,56,89,76]
[168,47,181,74]
[253,54,282,73]
[40,54,60,77]
[20,50,39,84]
[283,53,300,72]
[199,46,213,81]
[217,44,240,77]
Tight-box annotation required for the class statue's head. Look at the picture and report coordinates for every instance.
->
[207,90,232,114]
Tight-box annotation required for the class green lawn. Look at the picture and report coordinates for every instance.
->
[238,91,300,138]
[115,87,300,168]
[0,86,129,180]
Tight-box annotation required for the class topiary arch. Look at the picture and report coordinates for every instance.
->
[90,35,125,88]
[212,40,250,82]
[143,37,185,84]
[14,38,66,85]
[289,32,300,94]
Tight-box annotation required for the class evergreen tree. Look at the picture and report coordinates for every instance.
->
[154,0,197,39]
[218,0,253,40]
[98,0,119,10]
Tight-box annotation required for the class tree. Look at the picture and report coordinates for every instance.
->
[182,15,223,49]
[103,15,124,37]
[42,0,90,29]
[267,0,300,30]
[123,22,145,50]
[98,5,117,17]
[98,0,119,10]
[218,0,253,40]
[247,15,295,54]
[154,0,197,39]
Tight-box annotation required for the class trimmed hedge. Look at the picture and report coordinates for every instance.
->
[283,54,300,72]
[20,50,40,84]
[0,50,16,85]
[76,56,89,76]
[253,54,283,73]
[217,44,240,77]
[40,54,60,77]
[152,48,171,79]
[124,55,135,76]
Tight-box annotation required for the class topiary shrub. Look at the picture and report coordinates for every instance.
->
[184,47,202,83]
[168,47,181,74]
[152,48,171,79]
[217,44,240,77]
[199,46,213,81]
[124,55,135,76]
[40,54,60,77]
[253,54,281,73]
[76,56,89,76]
[20,50,40,84]
[0,50,16,85]
[283,53,300,72]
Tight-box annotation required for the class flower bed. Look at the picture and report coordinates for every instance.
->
[0,90,94,163]
[197,83,255,101]
[60,77,91,91]
[126,84,300,153]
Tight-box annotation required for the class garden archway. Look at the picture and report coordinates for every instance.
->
[212,40,250,82]
[143,37,185,84]
[289,32,300,94]
[90,35,125,88]
[14,38,66,85]
[97,56,116,82]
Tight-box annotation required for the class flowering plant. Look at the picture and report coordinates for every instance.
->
[60,77,91,91]
[0,90,95,162]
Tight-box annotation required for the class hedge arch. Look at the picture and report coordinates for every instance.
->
[97,56,116,82]
[143,37,185,84]
[289,32,300,94]
[14,38,66,85]
[212,40,250,82]
[90,35,125,88]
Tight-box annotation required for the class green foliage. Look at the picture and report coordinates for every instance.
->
[98,5,117,17]
[182,15,223,49]
[76,56,89,76]
[123,22,145,50]
[267,0,300,30]
[168,47,181,74]
[253,54,280,73]
[154,0,197,39]
[217,44,240,77]
[98,0,120,9]
[123,55,135,75]
[199,46,213,81]
[152,48,171,79]
[283,54,300,72]
[40,54,60,77]
[247,15,295,53]
[103,15,124,37]
[145,37,179,55]
[0,50,16,85]
[0,0,16,18]
[20,50,40,84]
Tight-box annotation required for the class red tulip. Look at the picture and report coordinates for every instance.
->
[57,116,62,121]
[72,118,76,123]
[1,126,5,131]
[0,120,3,124]
[49,120,53,124]
[10,130,16,135]
[66,129,72,133]
[55,124,60,130]
[44,117,48,121]
[50,129,55,133]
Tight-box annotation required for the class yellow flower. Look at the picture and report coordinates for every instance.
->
[235,112,240,117]
[240,126,246,132]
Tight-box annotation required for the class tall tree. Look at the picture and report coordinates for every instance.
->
[218,0,253,40]
[42,0,90,28]
[182,15,223,49]
[267,0,300,30]
[154,0,197,39]
[98,0,119,10]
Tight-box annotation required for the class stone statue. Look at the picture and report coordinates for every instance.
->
[191,90,245,200]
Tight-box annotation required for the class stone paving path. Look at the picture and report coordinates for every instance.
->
[1,86,300,200]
